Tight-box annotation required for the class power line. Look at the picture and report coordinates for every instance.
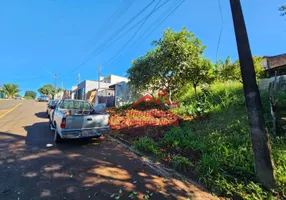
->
[91,0,135,41]
[103,0,163,66]
[108,0,185,66]
[82,0,136,57]
[132,0,185,48]
[63,1,157,77]
[62,0,169,78]
[216,0,224,61]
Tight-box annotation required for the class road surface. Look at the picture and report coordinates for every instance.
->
[0,100,216,200]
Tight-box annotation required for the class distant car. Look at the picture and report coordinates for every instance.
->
[38,95,49,102]
[46,99,59,117]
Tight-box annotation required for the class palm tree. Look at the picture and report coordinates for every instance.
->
[279,5,286,16]
[2,84,20,98]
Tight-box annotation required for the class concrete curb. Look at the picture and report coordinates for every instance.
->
[107,135,218,199]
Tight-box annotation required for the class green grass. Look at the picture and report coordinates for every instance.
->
[173,81,244,116]
[23,96,34,100]
[133,82,286,199]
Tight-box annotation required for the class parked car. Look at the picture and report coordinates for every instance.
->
[46,99,59,118]
[38,95,49,102]
[49,99,110,143]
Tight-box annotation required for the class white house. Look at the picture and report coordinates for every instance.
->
[71,74,129,105]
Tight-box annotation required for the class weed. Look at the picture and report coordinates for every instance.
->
[131,82,285,199]
[133,137,159,155]
[171,154,193,172]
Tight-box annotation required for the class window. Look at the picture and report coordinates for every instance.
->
[59,100,91,111]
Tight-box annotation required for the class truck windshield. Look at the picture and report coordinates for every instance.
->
[59,100,91,110]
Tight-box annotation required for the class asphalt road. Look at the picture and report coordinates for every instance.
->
[0,100,216,200]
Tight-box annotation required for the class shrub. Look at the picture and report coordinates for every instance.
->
[173,81,243,116]
[133,137,159,155]
[171,155,193,172]
[132,82,285,199]
[24,96,34,100]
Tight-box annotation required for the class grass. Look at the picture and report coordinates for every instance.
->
[172,81,243,116]
[23,96,34,100]
[132,81,286,199]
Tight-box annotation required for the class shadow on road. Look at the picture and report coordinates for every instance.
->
[0,122,205,200]
[35,112,48,119]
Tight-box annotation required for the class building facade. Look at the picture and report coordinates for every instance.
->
[262,53,286,77]
[71,74,129,105]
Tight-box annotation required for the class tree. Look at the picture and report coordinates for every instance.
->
[57,88,64,93]
[215,56,265,82]
[2,84,20,98]
[215,56,240,81]
[128,27,213,101]
[234,56,265,80]
[24,91,37,99]
[183,58,214,95]
[128,52,158,93]
[38,84,56,96]
[279,5,286,16]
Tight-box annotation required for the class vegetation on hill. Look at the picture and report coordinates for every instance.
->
[124,27,286,199]
[133,82,285,199]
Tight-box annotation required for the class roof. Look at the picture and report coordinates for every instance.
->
[264,53,286,69]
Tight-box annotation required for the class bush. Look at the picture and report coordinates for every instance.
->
[132,82,286,199]
[133,137,159,155]
[24,91,36,99]
[173,81,243,116]
[24,96,34,100]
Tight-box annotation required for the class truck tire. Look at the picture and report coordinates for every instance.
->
[54,128,63,143]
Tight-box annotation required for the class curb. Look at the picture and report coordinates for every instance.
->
[107,135,217,198]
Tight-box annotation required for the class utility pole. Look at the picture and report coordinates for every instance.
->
[77,73,81,84]
[98,64,101,90]
[54,73,57,100]
[230,0,276,189]
[62,81,64,99]
[54,73,57,90]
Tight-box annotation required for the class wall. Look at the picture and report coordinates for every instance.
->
[110,75,128,84]
[258,75,286,90]
[101,75,128,84]
[114,82,142,107]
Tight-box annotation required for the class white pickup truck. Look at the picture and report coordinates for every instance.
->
[49,99,110,143]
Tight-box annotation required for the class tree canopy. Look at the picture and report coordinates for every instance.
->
[1,84,20,98]
[215,56,265,82]
[24,91,37,99]
[279,5,286,16]
[127,27,213,100]
[38,84,56,96]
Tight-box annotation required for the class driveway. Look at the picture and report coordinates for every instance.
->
[0,100,216,200]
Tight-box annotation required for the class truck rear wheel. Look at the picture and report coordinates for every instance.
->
[54,128,63,143]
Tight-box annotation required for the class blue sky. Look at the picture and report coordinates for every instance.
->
[0,0,285,96]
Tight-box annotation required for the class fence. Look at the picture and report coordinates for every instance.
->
[268,75,286,136]
[98,96,115,107]
[259,75,286,90]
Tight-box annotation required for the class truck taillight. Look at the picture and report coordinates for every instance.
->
[60,118,66,128]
